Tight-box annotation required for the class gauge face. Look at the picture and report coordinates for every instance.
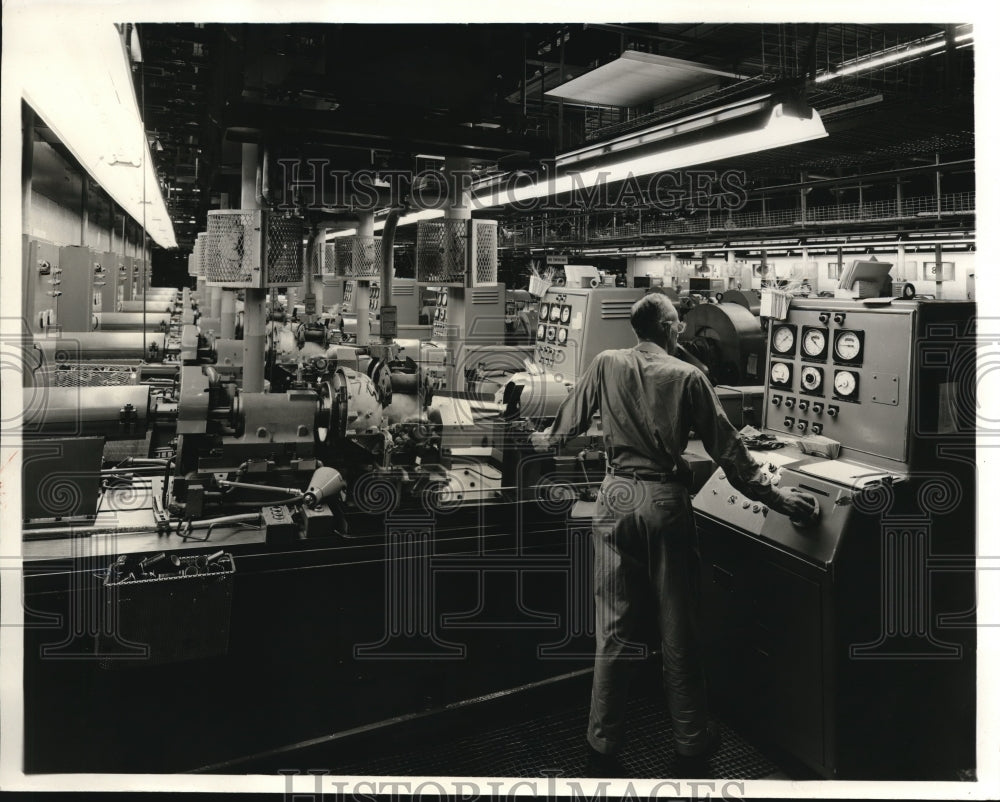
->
[835,330,862,362]
[435,307,444,321]
[539,302,549,321]
[439,292,448,307]
[772,325,795,353]
[801,366,823,392]
[802,328,827,358]
[557,327,569,345]
[560,304,572,324]
[834,370,858,397]
[546,325,557,342]
[536,323,546,340]
[770,362,791,386]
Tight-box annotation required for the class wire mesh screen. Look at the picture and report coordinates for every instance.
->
[472,220,498,287]
[49,365,138,387]
[333,236,381,278]
[265,214,305,286]
[204,210,303,287]
[205,210,259,287]
[190,234,204,277]
[322,242,337,275]
[416,219,467,284]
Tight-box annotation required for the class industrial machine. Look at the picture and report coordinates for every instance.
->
[693,298,976,779]
[677,301,765,386]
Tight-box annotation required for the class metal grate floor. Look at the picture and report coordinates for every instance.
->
[313,693,783,779]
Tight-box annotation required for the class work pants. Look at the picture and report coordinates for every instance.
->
[587,475,709,755]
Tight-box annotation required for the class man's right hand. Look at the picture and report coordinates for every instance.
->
[530,427,554,453]
[771,487,820,523]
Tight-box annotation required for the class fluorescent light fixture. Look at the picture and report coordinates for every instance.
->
[326,229,358,239]
[815,30,972,84]
[18,19,177,248]
[374,208,444,231]
[473,103,827,209]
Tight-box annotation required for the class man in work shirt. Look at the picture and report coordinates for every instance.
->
[532,292,818,777]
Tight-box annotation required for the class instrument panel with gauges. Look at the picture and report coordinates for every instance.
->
[697,297,977,779]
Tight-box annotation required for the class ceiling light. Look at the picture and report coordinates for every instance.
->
[474,102,827,209]
[18,19,176,247]
[814,30,971,84]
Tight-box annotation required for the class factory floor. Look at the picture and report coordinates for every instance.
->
[201,664,805,781]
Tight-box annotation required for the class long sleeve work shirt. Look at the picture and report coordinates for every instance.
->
[547,341,780,504]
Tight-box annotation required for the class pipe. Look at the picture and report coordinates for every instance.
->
[95,312,172,331]
[242,142,265,392]
[32,331,160,361]
[379,207,401,342]
[262,147,271,203]
[25,385,150,437]
[119,300,174,314]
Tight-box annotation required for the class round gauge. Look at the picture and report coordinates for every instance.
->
[546,325,557,342]
[560,305,572,324]
[770,362,791,385]
[435,307,444,320]
[536,323,546,340]
[835,331,862,361]
[802,328,827,358]
[772,325,795,353]
[538,302,549,321]
[834,370,857,397]
[557,327,569,345]
[801,366,822,391]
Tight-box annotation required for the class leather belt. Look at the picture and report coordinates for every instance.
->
[606,466,681,484]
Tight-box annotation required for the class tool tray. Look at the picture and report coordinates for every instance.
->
[97,552,235,668]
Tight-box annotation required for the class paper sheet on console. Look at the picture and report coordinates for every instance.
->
[796,459,903,489]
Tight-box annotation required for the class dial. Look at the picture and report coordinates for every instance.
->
[834,370,858,397]
[539,302,550,321]
[801,366,823,392]
[557,327,569,344]
[770,362,791,386]
[546,325,557,342]
[772,325,795,353]
[536,323,546,340]
[802,327,827,358]
[835,330,862,362]
[560,304,572,324]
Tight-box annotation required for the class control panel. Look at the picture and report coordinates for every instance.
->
[431,285,506,342]
[533,287,645,385]
[764,301,908,466]
[694,456,852,566]
[424,284,508,393]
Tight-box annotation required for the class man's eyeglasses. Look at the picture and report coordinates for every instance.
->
[670,321,686,334]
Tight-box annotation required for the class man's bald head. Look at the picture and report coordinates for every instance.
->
[630,293,680,350]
